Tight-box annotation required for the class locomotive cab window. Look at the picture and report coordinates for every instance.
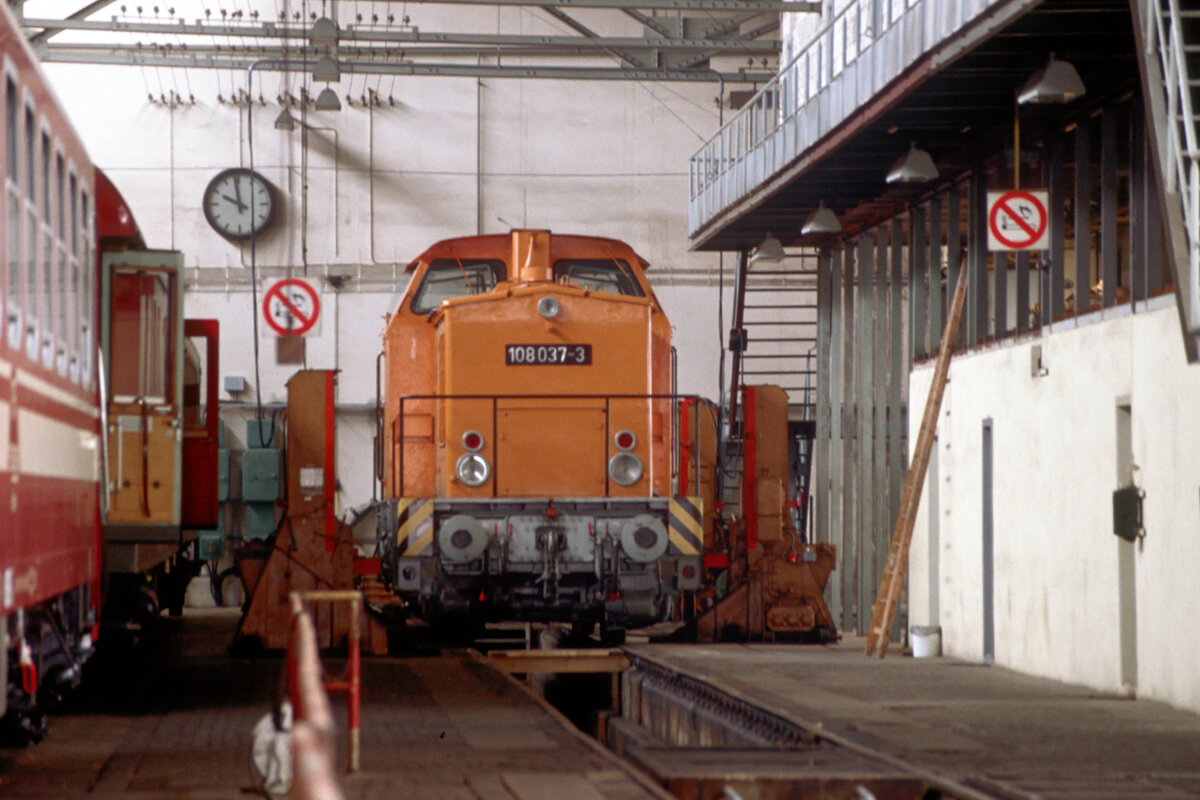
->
[410,258,505,313]
[553,259,644,297]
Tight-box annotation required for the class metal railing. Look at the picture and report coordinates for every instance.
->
[283,591,365,800]
[1144,0,1200,336]
[688,0,1006,237]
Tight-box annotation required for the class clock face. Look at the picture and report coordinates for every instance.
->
[202,168,276,240]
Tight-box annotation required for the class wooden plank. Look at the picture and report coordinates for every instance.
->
[865,266,969,658]
[488,650,629,674]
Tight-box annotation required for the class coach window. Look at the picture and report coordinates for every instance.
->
[51,158,65,376]
[110,269,174,403]
[3,76,15,345]
[59,170,75,376]
[42,141,54,369]
[410,259,505,313]
[78,189,91,386]
[553,259,645,297]
[24,104,36,358]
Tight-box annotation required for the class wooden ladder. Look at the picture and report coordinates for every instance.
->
[865,268,969,657]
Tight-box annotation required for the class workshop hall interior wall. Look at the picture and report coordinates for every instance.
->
[40,7,751,510]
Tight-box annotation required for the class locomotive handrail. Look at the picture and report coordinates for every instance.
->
[391,392,704,499]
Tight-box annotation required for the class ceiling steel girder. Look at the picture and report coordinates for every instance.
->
[21,16,779,53]
[25,0,118,45]
[35,50,775,81]
[349,0,816,10]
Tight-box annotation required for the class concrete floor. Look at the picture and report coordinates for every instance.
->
[628,636,1200,798]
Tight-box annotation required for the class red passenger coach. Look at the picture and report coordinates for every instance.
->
[0,0,102,741]
[0,3,220,742]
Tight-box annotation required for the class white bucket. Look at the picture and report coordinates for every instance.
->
[911,625,942,658]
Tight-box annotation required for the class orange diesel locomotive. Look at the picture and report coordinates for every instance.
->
[377,230,712,640]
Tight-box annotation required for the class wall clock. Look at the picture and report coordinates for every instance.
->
[202,168,277,240]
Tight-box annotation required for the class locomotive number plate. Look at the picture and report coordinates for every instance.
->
[505,344,592,365]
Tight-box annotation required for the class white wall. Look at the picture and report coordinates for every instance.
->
[908,301,1200,713]
[39,27,748,512]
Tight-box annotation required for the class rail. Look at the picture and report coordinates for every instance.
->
[388,393,704,498]
[687,0,1007,237]
[1142,0,1200,338]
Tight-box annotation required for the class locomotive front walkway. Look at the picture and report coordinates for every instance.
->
[0,609,669,800]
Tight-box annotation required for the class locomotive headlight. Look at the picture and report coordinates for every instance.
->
[537,296,560,319]
[608,452,643,486]
[456,453,491,487]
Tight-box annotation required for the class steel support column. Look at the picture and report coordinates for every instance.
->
[840,246,858,632]
[872,228,890,603]
[815,251,833,555]
[887,217,905,640]
[1048,132,1066,320]
[827,246,845,627]
[856,236,875,630]
[1075,117,1092,316]
[928,197,943,351]
[947,187,963,346]
[1102,104,1119,309]
[910,205,927,361]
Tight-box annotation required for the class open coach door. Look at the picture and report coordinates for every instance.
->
[181,319,220,529]
[99,250,189,574]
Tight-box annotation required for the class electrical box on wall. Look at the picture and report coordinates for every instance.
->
[242,449,282,502]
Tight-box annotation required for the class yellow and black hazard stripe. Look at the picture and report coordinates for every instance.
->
[396,498,434,556]
[667,496,703,556]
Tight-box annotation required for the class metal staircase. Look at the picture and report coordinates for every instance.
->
[1136,0,1200,361]
[722,249,820,523]
[728,250,821,416]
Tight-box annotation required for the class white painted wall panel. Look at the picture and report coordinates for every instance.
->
[909,304,1200,713]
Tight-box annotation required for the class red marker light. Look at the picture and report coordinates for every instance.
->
[463,431,483,451]
[478,591,486,602]
[786,551,798,564]
[615,431,635,450]
[546,507,557,518]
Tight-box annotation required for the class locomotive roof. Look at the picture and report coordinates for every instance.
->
[404,231,651,273]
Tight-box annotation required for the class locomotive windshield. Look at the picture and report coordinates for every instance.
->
[411,259,506,313]
[553,259,644,297]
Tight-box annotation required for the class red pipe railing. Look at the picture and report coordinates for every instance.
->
[285,590,364,800]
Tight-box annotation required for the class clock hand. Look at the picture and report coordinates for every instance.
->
[234,175,245,206]
[220,193,248,212]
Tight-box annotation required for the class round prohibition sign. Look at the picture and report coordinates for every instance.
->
[263,278,321,336]
[988,190,1048,250]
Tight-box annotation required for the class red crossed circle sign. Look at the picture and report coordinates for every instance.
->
[988,190,1048,250]
[263,278,320,336]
